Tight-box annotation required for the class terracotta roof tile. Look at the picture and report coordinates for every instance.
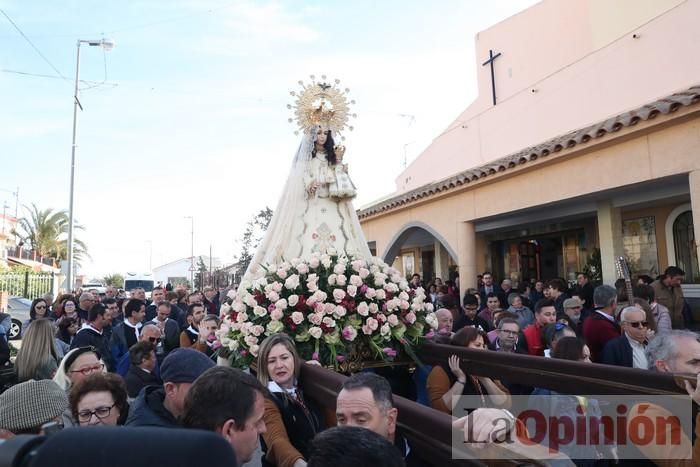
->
[358,85,700,219]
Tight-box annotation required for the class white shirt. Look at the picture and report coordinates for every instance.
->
[594,310,615,322]
[268,380,298,397]
[124,319,142,340]
[625,333,648,369]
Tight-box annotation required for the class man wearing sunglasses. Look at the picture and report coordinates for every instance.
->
[601,306,650,369]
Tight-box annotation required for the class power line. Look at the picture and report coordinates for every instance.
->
[0,8,71,85]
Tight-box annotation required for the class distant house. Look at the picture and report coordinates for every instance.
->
[153,256,223,287]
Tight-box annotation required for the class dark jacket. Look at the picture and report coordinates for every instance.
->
[125,386,179,428]
[125,366,162,399]
[110,322,141,366]
[150,318,180,354]
[479,285,505,309]
[601,335,633,368]
[144,304,158,322]
[71,326,114,371]
[453,314,490,333]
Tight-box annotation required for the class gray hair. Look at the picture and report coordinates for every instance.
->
[593,285,617,308]
[646,330,700,370]
[79,292,94,302]
[620,306,644,322]
[435,308,452,318]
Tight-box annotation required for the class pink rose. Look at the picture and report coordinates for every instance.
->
[347,285,357,297]
[333,263,346,275]
[342,325,358,342]
[365,287,377,299]
[357,302,369,316]
[405,312,417,324]
[359,267,370,279]
[296,263,309,274]
[333,305,347,318]
[349,275,363,287]
[309,257,320,269]
[308,312,323,325]
[291,311,304,325]
[276,268,288,279]
[387,314,399,327]
[270,308,284,321]
[336,274,347,286]
[332,289,346,303]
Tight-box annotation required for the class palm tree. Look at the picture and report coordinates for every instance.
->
[13,203,90,265]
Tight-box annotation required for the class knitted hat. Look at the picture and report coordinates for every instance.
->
[161,348,215,384]
[0,380,68,432]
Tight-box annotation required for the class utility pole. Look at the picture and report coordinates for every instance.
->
[185,216,194,287]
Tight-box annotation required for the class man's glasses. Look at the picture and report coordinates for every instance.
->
[625,321,648,328]
[499,329,518,335]
[77,404,116,423]
[147,336,160,343]
[70,363,104,376]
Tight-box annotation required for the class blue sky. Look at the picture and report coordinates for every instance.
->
[0,0,537,278]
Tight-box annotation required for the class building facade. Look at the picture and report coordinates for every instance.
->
[358,0,700,309]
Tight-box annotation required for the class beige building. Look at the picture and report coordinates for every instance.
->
[358,0,700,306]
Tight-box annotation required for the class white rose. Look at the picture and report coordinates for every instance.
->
[237,311,249,323]
[349,275,363,287]
[314,291,328,302]
[333,263,346,275]
[284,274,300,290]
[296,263,309,274]
[267,320,284,334]
[276,268,288,279]
[346,284,357,297]
[291,311,304,325]
[365,288,377,299]
[424,303,434,312]
[226,289,237,300]
[321,256,332,268]
[375,289,386,300]
[227,339,239,351]
[326,247,337,255]
[270,308,284,320]
[251,325,265,336]
[271,282,283,293]
[399,280,409,291]
[328,274,337,286]
[244,295,257,307]
[250,344,260,357]
[391,273,402,283]
[324,303,336,315]
[380,323,391,337]
[425,312,438,329]
[288,295,299,307]
[245,335,258,346]
[232,301,245,312]
[398,291,409,301]
[399,300,410,310]
[359,267,370,279]
[368,303,379,314]
[336,274,347,286]
[253,306,268,317]
[308,312,323,325]
[309,326,323,339]
[309,257,320,268]
[275,298,288,310]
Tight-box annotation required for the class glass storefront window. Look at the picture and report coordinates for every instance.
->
[622,217,659,278]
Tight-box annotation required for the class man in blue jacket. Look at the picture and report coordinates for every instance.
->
[601,306,649,369]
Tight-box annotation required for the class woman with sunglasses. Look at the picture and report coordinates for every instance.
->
[21,298,52,337]
[69,372,129,426]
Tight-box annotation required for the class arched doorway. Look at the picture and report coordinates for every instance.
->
[673,211,698,283]
[382,222,458,283]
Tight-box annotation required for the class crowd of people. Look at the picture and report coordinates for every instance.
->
[0,265,697,466]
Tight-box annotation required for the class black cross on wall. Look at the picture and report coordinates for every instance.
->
[482,49,502,106]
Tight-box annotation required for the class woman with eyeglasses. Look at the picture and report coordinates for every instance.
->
[69,372,129,426]
[53,346,107,426]
[21,298,52,337]
[14,319,60,382]
[55,298,82,329]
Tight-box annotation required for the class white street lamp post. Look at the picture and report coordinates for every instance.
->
[66,38,114,292]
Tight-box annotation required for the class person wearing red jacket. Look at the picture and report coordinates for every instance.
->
[521,298,557,356]
[582,284,620,363]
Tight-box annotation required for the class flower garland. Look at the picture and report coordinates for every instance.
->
[217,250,438,368]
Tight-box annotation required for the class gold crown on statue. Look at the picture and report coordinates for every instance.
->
[288,75,357,139]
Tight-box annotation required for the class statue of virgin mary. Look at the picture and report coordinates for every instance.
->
[243,79,371,279]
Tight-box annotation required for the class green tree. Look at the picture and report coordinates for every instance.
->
[195,256,208,289]
[237,207,273,273]
[103,273,124,288]
[13,203,90,265]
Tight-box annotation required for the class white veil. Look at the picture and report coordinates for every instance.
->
[242,128,317,280]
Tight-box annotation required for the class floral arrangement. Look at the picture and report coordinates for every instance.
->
[217,249,438,369]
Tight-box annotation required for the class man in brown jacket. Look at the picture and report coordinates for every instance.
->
[651,266,685,328]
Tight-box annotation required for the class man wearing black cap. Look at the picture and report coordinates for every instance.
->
[125,348,214,427]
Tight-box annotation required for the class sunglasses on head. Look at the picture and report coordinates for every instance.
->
[625,321,648,328]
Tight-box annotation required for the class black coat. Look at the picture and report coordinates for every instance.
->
[71,326,114,372]
[601,335,633,368]
[125,366,162,398]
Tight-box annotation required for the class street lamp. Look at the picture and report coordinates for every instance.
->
[66,38,115,292]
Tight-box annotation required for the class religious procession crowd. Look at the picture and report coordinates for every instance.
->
[0,266,697,466]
